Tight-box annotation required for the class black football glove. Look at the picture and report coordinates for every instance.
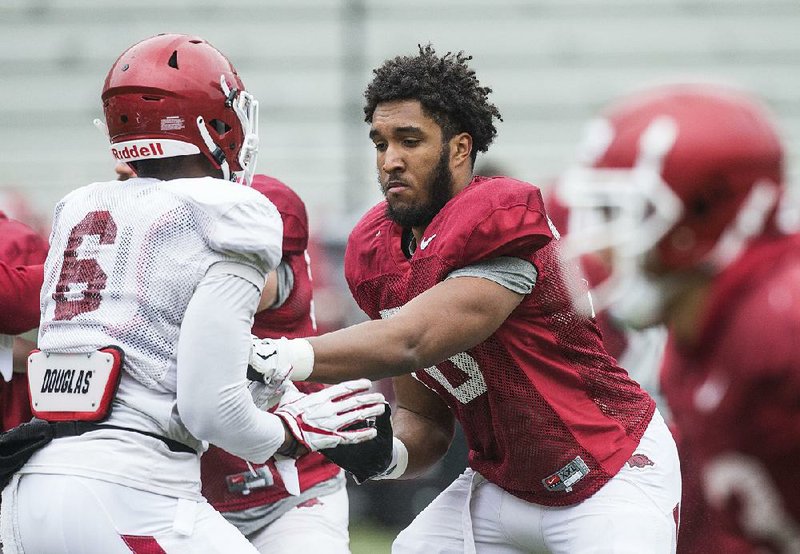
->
[320,403,393,484]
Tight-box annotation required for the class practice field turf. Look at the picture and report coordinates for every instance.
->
[349,522,397,553]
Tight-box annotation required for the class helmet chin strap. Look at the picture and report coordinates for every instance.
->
[93,118,110,139]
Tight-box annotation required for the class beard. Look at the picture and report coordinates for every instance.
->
[383,146,453,228]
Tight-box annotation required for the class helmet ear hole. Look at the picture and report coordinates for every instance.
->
[689,197,709,217]
[168,50,179,69]
[209,119,231,135]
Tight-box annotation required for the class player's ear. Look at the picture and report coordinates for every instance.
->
[450,132,472,167]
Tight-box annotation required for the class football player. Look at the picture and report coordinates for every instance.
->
[0,211,48,431]
[558,83,799,553]
[0,34,385,553]
[248,45,681,553]
[201,175,353,553]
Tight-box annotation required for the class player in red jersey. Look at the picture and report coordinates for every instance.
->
[247,45,681,553]
[0,262,43,335]
[200,174,351,553]
[558,83,798,553]
[0,212,48,431]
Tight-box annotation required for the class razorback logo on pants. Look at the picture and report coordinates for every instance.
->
[627,453,655,469]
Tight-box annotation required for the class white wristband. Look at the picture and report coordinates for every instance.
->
[373,437,408,481]
[285,338,314,381]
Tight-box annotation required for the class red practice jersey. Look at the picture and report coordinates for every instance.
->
[0,262,44,336]
[661,234,800,553]
[345,176,655,506]
[0,211,48,431]
[201,176,339,513]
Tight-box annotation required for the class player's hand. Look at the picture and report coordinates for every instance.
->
[247,336,293,396]
[320,403,394,484]
[248,380,288,411]
[273,379,386,454]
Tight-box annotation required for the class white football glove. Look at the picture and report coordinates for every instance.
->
[247,336,314,396]
[273,379,386,453]
[247,380,288,411]
[247,336,294,396]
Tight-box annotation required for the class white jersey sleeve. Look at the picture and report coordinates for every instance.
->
[177,265,286,463]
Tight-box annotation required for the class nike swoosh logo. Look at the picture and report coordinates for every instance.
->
[256,351,276,361]
[419,234,437,250]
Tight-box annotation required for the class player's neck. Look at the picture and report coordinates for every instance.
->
[451,169,474,196]
[132,155,223,181]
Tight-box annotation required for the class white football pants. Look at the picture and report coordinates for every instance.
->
[247,486,350,553]
[393,410,681,554]
[1,473,259,553]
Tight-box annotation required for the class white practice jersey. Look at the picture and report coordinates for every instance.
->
[25,176,282,499]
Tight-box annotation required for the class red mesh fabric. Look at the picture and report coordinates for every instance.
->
[252,252,314,339]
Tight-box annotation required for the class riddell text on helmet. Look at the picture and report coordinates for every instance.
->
[112,142,165,160]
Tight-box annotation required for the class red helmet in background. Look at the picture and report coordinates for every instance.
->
[101,33,259,185]
[558,83,784,327]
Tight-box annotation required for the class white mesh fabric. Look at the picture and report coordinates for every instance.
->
[39,177,282,390]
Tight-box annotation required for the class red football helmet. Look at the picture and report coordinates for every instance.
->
[101,33,259,185]
[557,83,784,326]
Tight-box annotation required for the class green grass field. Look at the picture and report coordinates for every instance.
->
[349,522,397,554]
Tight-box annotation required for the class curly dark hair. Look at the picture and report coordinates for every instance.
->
[363,44,502,164]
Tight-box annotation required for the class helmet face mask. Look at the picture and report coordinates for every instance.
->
[558,84,784,327]
[101,33,259,185]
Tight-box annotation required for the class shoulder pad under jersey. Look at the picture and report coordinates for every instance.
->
[420,176,555,268]
[164,177,283,273]
[344,202,397,299]
[250,174,309,254]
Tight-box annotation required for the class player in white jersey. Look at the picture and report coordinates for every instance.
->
[0,34,384,554]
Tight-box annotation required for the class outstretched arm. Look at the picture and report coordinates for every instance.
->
[307,275,524,382]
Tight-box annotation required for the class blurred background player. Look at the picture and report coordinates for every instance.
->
[545,183,669,414]
[248,45,681,553]
[0,33,384,553]
[0,212,47,432]
[201,174,351,553]
[558,83,800,553]
[0,262,43,336]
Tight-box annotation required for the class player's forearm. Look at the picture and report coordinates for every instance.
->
[13,336,36,373]
[177,268,287,463]
[307,318,426,382]
[392,405,454,479]
[305,277,518,384]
